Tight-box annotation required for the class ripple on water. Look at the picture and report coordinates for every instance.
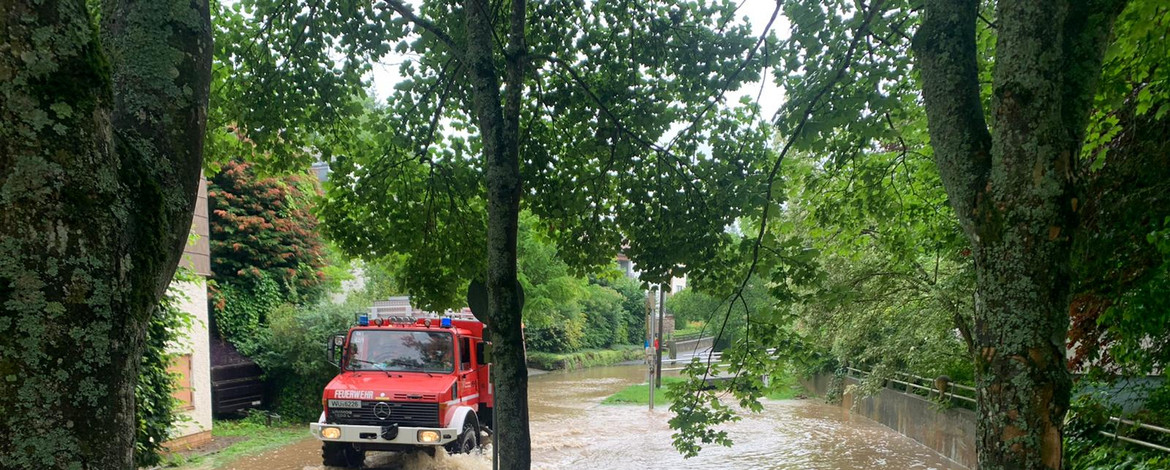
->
[304,365,962,470]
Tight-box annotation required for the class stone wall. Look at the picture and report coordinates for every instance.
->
[804,374,976,469]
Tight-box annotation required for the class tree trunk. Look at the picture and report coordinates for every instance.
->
[464,0,531,468]
[915,0,1122,468]
[0,1,211,468]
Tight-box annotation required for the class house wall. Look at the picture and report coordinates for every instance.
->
[168,278,212,443]
[168,177,213,447]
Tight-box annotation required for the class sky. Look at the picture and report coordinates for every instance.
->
[365,0,791,122]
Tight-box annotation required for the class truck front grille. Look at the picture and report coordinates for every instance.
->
[327,401,441,428]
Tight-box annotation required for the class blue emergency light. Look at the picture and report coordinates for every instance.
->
[358,314,369,326]
[441,317,452,328]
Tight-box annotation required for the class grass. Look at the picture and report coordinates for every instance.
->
[764,372,806,400]
[601,377,685,406]
[160,419,309,469]
[601,371,807,406]
[526,345,644,371]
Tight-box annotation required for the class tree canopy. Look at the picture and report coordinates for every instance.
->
[214,0,779,467]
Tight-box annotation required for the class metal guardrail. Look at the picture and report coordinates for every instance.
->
[847,367,1170,454]
[659,349,776,372]
[1099,417,1170,453]
[845,367,976,407]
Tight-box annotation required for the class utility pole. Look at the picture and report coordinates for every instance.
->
[656,283,666,389]
[647,287,655,410]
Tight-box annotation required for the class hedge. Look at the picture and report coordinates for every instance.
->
[526,345,644,371]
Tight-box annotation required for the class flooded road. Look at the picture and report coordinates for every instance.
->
[217,365,963,470]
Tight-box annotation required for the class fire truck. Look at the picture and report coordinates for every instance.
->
[310,315,492,467]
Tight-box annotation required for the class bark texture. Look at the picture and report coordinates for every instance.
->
[914,0,1123,469]
[463,0,531,468]
[0,0,211,468]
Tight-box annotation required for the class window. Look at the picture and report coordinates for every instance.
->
[168,354,194,410]
[347,330,454,373]
[460,337,472,371]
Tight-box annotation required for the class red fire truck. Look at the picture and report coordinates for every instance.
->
[310,315,492,467]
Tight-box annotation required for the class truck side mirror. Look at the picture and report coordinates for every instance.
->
[328,334,345,368]
[477,342,490,365]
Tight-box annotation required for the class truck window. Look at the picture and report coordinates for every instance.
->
[347,330,454,373]
[460,337,472,370]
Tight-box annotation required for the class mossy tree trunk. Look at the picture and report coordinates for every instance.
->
[0,0,211,468]
[914,1,1124,469]
[463,0,531,467]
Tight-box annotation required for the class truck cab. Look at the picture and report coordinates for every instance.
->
[310,316,492,467]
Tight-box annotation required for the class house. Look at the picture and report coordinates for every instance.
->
[164,178,214,449]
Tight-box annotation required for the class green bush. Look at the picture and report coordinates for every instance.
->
[526,316,585,353]
[1064,385,1170,470]
[526,346,642,371]
[249,300,363,422]
[209,273,282,351]
[594,275,649,344]
[581,284,625,349]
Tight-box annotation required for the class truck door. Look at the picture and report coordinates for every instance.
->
[458,337,478,401]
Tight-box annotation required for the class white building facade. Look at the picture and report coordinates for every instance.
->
[166,178,214,449]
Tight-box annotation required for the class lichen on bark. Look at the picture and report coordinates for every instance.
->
[0,0,211,468]
[914,0,1126,468]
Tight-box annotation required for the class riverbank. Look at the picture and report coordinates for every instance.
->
[601,370,807,406]
[157,420,307,469]
[526,345,643,371]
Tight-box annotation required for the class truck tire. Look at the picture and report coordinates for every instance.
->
[444,415,479,454]
[322,442,364,468]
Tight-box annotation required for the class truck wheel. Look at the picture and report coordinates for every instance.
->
[444,417,479,454]
[322,442,364,468]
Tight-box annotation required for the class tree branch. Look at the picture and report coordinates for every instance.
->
[912,0,992,237]
[381,0,462,57]
[1060,0,1129,152]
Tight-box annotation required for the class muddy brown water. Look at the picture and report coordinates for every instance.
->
[215,365,963,470]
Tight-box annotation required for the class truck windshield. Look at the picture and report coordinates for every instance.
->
[346,330,454,374]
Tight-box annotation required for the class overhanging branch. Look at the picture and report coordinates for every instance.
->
[380,0,462,57]
[912,0,992,236]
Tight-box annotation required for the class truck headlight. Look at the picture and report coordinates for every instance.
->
[321,427,342,439]
[417,430,441,443]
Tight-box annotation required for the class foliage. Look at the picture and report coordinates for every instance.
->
[209,274,282,351]
[580,284,626,349]
[517,211,588,328]
[1064,388,1170,470]
[218,1,776,466]
[525,346,643,372]
[665,277,773,350]
[595,275,650,345]
[516,212,645,354]
[524,321,584,354]
[662,0,1169,466]
[208,160,331,347]
[135,270,197,466]
[350,255,409,304]
[1066,1,1170,377]
[247,300,362,423]
[667,360,742,458]
[291,4,779,307]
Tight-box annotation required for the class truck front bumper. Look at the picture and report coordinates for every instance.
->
[310,422,459,446]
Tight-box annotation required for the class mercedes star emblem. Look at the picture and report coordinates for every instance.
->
[373,402,392,420]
